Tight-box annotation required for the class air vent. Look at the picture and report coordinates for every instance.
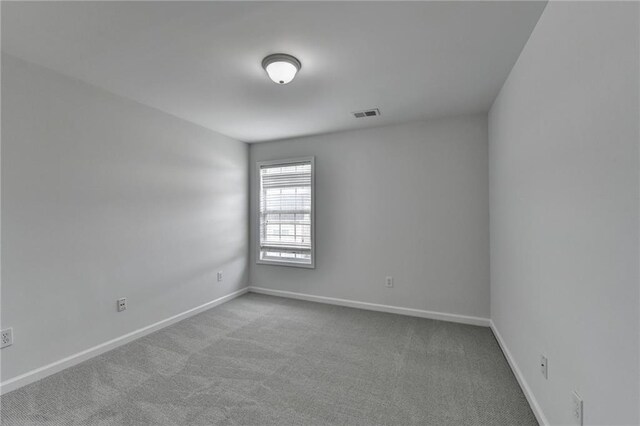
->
[352,108,381,118]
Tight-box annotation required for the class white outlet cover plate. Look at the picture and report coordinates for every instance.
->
[540,355,548,379]
[1,328,13,348]
[117,298,127,312]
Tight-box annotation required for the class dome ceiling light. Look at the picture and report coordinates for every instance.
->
[262,53,301,85]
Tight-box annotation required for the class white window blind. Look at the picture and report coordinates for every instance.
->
[258,158,314,267]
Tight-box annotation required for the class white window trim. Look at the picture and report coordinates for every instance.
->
[255,156,315,269]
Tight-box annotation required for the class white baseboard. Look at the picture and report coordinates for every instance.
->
[248,286,490,327]
[490,320,548,426]
[0,287,249,395]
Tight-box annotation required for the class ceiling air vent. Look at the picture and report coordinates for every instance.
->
[352,108,381,118]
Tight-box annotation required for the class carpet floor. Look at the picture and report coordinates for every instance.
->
[0,293,537,425]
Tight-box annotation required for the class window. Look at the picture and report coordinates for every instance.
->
[257,157,314,268]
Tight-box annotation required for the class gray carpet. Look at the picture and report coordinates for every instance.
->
[0,293,537,425]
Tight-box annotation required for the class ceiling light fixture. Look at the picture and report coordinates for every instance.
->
[262,53,301,85]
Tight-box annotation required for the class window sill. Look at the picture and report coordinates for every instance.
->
[256,259,315,269]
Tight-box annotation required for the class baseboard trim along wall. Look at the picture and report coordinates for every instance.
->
[490,320,549,425]
[2,284,542,421]
[248,286,490,327]
[0,287,249,395]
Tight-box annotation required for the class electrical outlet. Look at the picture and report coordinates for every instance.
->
[117,298,127,312]
[572,391,583,425]
[540,355,548,379]
[1,328,13,349]
[217,271,223,282]
[385,276,394,288]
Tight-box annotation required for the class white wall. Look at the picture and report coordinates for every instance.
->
[250,115,490,320]
[489,2,639,425]
[0,54,249,384]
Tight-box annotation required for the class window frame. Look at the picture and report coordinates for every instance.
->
[255,156,315,269]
